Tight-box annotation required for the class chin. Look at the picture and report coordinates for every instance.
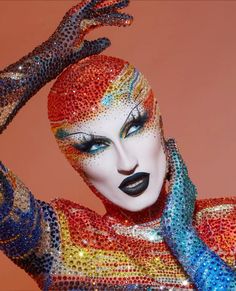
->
[118,192,160,212]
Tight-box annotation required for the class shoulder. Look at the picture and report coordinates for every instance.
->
[50,198,102,243]
[195,196,236,213]
[49,198,113,249]
[50,198,100,225]
[194,197,236,232]
[194,196,236,267]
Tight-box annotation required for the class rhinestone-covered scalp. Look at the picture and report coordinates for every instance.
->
[47,54,165,178]
[48,55,129,126]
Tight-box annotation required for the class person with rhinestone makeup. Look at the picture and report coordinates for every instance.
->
[0,0,236,290]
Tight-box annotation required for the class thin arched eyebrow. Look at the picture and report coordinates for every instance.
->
[134,87,145,101]
[120,100,143,132]
[56,129,108,142]
[122,86,146,126]
[56,99,144,141]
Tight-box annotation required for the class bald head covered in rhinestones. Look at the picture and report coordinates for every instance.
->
[48,55,167,212]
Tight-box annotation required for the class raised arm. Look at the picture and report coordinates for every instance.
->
[0,0,133,134]
[0,0,133,286]
[0,161,61,289]
[0,161,42,258]
[162,139,236,290]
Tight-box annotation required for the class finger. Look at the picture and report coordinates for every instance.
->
[165,138,188,178]
[82,37,111,54]
[94,0,130,14]
[80,0,105,13]
[70,37,111,63]
[93,12,133,27]
[67,0,102,17]
[165,140,197,214]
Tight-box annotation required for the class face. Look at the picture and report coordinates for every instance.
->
[54,67,167,212]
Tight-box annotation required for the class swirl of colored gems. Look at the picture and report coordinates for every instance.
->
[162,139,236,290]
[0,0,133,134]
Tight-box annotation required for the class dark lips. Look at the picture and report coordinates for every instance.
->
[118,172,150,197]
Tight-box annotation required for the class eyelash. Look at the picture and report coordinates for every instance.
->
[73,111,148,155]
[73,138,110,154]
[123,111,148,138]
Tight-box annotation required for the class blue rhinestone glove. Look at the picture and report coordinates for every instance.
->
[161,139,236,290]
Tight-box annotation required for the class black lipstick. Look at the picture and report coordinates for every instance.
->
[118,172,150,197]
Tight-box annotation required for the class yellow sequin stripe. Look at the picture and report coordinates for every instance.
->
[57,211,143,278]
[56,209,187,282]
[101,64,151,107]
[195,203,235,221]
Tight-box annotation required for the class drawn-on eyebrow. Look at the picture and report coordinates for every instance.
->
[56,91,146,141]
[120,99,144,131]
[56,129,107,141]
[134,87,145,101]
[119,86,146,130]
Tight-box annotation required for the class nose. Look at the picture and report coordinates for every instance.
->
[115,141,138,175]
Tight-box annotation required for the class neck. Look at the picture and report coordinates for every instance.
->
[103,182,167,226]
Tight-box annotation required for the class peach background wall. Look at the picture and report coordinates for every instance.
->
[1,1,236,290]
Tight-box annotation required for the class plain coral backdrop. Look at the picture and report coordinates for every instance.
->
[1,1,236,290]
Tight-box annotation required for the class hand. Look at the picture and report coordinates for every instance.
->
[161,140,236,291]
[50,0,133,63]
[161,139,197,236]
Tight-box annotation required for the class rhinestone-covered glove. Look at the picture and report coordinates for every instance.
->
[0,0,133,133]
[161,139,236,290]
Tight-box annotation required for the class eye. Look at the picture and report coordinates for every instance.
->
[124,112,148,138]
[125,123,143,137]
[73,139,110,154]
[88,142,109,154]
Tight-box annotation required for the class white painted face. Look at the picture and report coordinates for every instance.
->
[59,89,167,212]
